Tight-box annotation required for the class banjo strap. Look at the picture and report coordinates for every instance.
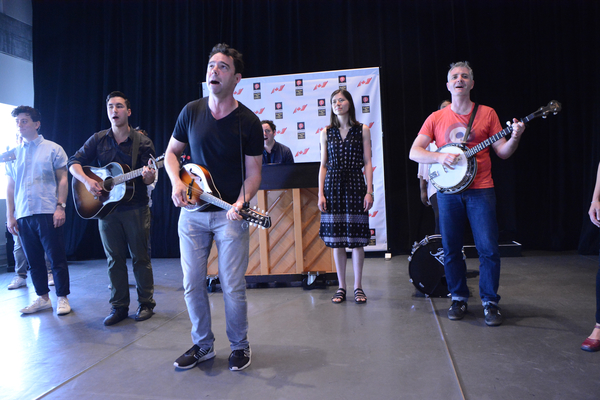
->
[463,103,479,143]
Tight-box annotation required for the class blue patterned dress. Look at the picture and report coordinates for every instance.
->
[319,124,370,248]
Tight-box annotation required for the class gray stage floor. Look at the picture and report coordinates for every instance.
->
[1,251,599,400]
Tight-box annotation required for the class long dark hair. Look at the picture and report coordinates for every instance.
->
[329,89,360,128]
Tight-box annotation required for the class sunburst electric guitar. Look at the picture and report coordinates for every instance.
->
[72,155,164,219]
[429,100,562,194]
[180,163,271,229]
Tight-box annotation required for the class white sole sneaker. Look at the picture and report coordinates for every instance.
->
[8,276,27,290]
[20,297,52,314]
[57,297,71,315]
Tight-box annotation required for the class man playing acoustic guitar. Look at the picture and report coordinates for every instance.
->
[165,44,263,371]
[409,61,525,326]
[68,91,157,326]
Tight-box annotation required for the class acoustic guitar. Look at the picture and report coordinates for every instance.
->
[72,155,164,219]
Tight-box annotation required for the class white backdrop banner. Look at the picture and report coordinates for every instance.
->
[203,67,387,251]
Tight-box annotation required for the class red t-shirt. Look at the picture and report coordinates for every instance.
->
[417,104,502,189]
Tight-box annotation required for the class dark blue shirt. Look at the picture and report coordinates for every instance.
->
[263,142,295,165]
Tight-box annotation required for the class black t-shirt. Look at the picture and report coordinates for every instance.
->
[172,97,263,209]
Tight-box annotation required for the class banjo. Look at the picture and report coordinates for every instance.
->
[429,100,561,194]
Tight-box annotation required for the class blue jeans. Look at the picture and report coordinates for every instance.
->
[179,210,250,351]
[437,188,501,305]
[13,234,51,278]
[17,214,70,297]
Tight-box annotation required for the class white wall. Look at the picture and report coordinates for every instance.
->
[0,0,33,266]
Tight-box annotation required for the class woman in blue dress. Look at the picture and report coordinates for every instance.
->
[318,89,374,304]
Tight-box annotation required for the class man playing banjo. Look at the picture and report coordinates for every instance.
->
[409,61,525,326]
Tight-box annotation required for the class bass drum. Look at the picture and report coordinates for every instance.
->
[408,235,449,297]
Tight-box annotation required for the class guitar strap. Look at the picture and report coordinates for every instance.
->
[462,103,479,143]
[130,128,140,170]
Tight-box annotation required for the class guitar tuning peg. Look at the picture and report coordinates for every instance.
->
[506,121,511,126]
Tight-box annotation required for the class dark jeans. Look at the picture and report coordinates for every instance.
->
[438,188,501,305]
[17,214,70,297]
[99,206,155,310]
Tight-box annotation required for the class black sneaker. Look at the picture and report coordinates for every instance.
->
[174,345,216,369]
[448,300,468,320]
[484,304,503,326]
[134,304,154,321]
[103,307,128,326]
[228,347,251,371]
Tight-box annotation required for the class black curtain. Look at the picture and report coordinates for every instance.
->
[31,0,600,258]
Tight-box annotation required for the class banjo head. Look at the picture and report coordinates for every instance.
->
[428,144,476,194]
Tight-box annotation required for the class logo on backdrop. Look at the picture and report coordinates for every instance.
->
[234,88,243,96]
[293,105,307,114]
[358,77,373,87]
[317,98,327,116]
[297,122,306,139]
[313,81,328,91]
[368,228,376,246]
[338,75,347,90]
[295,148,310,157]
[276,127,287,137]
[361,95,371,113]
[253,82,261,100]
[254,108,265,115]
[271,84,285,94]
[275,102,283,119]
[295,79,303,96]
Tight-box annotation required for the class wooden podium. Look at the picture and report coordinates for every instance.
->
[206,163,335,284]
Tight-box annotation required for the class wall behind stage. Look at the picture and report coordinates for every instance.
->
[204,67,387,251]
[31,0,600,258]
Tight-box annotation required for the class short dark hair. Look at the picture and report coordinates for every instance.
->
[208,43,244,75]
[106,91,131,109]
[329,89,359,128]
[11,105,41,122]
[261,120,276,132]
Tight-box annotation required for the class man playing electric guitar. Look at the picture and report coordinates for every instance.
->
[409,61,526,327]
[68,91,157,326]
[165,44,263,372]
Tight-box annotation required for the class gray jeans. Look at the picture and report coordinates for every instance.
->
[179,210,250,351]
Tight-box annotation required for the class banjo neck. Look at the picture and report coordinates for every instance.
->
[465,106,557,159]
[465,125,512,158]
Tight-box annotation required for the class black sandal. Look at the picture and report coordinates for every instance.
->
[331,288,346,304]
[354,288,367,304]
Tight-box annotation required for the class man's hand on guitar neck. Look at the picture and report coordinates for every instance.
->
[227,201,244,221]
[141,159,157,185]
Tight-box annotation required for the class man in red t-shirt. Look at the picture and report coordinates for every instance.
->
[409,61,526,326]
